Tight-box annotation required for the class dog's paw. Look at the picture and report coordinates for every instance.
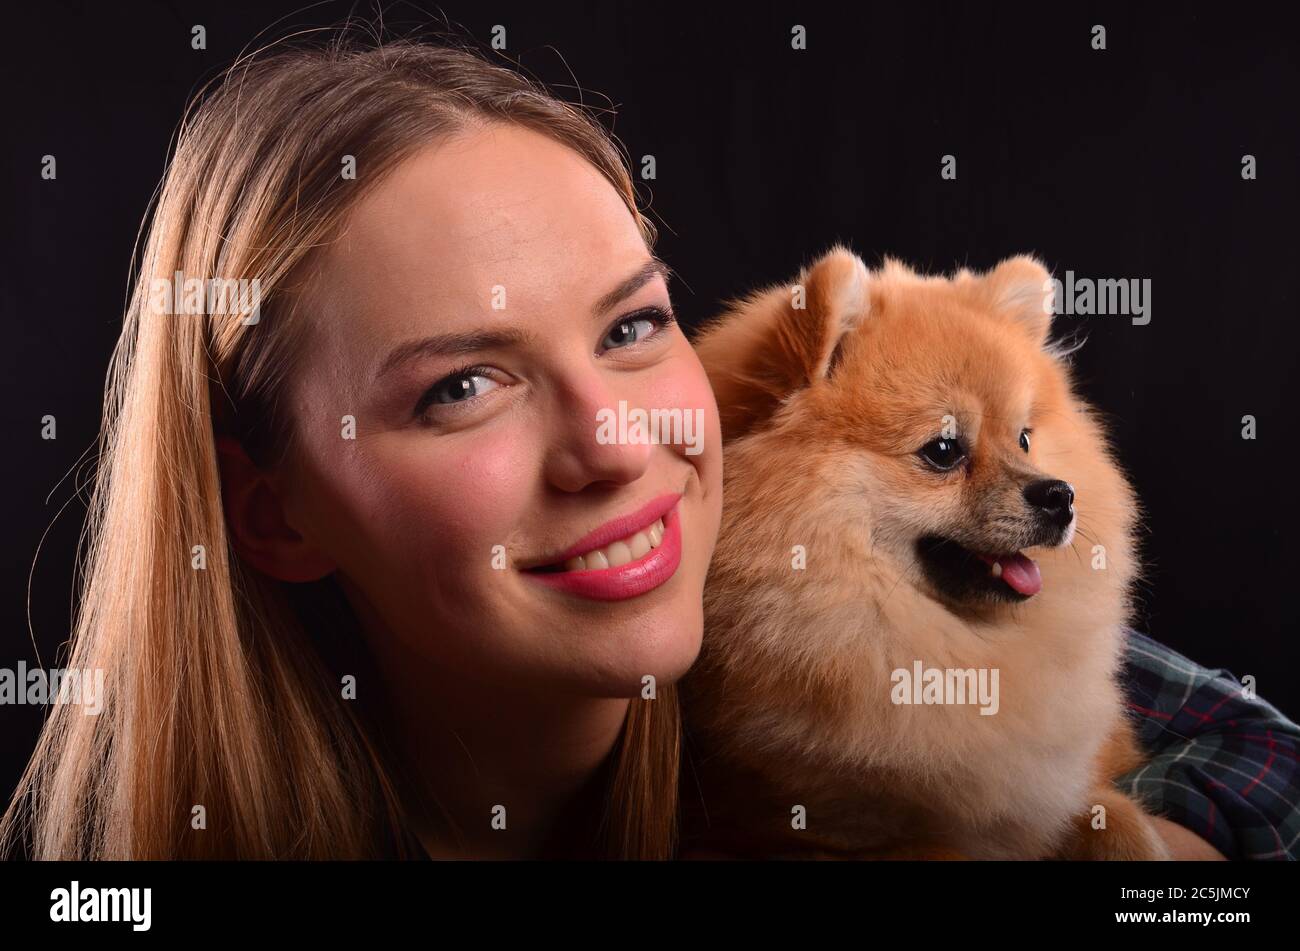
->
[1057,788,1172,861]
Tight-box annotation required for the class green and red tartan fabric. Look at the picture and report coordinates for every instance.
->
[1119,629,1299,860]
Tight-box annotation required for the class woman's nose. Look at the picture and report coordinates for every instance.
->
[542,383,655,493]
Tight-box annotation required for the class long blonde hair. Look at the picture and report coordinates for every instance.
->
[2,34,681,860]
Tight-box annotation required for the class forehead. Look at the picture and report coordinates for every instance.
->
[303,122,646,365]
[852,293,1039,420]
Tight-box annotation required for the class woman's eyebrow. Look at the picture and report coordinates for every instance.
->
[375,326,535,381]
[374,258,672,382]
[593,257,673,316]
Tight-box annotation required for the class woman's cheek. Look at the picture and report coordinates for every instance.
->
[386,429,533,571]
[633,345,721,458]
[641,344,723,501]
[659,344,724,557]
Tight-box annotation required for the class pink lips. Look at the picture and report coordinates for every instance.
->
[523,492,683,601]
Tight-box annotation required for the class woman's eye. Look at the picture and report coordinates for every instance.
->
[919,436,965,472]
[416,368,498,416]
[1019,429,1032,453]
[600,308,673,351]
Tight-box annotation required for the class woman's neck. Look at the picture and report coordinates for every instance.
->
[408,723,623,860]
[362,633,630,860]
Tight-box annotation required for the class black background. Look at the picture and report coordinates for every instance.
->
[2,1,1297,806]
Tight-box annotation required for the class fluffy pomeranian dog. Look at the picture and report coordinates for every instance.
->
[680,246,1169,860]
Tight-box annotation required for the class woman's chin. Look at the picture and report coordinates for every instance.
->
[573,611,704,698]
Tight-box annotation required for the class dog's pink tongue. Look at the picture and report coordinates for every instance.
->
[997,553,1042,596]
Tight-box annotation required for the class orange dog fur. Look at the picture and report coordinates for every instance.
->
[680,247,1168,860]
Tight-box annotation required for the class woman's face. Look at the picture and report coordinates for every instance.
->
[276,122,722,698]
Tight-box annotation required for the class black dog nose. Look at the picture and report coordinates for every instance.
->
[1024,479,1075,527]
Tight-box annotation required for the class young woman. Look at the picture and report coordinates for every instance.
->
[2,37,722,860]
[3,35,1295,861]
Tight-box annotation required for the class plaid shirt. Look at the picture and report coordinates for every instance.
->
[1118,629,1300,860]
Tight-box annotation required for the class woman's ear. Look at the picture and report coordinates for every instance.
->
[214,435,337,582]
[693,244,870,441]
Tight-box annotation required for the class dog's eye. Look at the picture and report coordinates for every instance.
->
[1019,429,1031,453]
[919,437,965,471]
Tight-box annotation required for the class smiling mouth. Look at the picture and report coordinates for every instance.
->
[526,517,667,573]
[915,535,1043,603]
[520,499,684,602]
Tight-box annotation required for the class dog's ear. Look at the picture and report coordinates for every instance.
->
[982,255,1055,347]
[693,245,869,441]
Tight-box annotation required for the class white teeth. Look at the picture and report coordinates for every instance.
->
[629,531,651,560]
[558,517,666,571]
[606,540,633,567]
[991,561,1003,578]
